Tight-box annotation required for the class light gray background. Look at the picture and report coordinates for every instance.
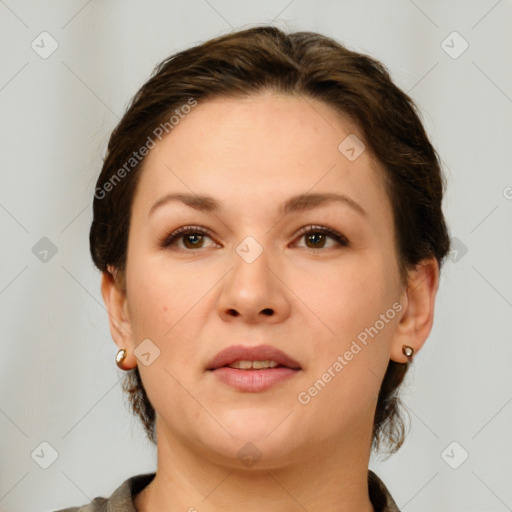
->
[1,1,511,511]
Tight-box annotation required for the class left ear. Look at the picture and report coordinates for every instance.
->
[390,257,440,363]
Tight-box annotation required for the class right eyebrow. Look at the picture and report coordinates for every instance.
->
[148,193,218,218]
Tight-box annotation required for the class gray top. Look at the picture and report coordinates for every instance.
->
[54,470,400,511]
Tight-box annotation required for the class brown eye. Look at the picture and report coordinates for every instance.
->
[304,232,328,249]
[161,226,215,250]
[295,225,350,250]
[182,233,205,249]
[161,225,349,252]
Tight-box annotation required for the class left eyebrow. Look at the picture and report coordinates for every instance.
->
[280,192,366,217]
[148,191,366,218]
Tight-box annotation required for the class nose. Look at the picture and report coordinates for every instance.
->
[216,245,291,325]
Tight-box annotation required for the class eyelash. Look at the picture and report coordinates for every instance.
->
[160,225,350,250]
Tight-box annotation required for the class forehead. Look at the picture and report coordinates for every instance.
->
[132,91,391,222]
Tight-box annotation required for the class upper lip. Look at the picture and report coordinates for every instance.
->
[207,344,301,370]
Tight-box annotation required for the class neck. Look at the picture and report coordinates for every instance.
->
[135,419,375,512]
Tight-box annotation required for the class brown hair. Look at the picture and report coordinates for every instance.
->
[89,26,450,454]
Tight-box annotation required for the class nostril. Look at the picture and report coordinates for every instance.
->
[262,308,274,316]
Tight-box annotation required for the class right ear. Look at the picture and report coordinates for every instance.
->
[100,268,137,370]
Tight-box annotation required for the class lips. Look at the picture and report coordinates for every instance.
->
[206,344,301,371]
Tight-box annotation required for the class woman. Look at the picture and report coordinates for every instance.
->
[58,25,450,512]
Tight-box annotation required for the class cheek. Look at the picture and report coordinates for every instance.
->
[294,255,391,336]
[292,253,398,397]
[125,258,184,340]
[125,254,222,365]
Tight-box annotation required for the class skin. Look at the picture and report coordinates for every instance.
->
[101,90,439,512]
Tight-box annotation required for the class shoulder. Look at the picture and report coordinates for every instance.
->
[52,496,107,512]
[52,472,156,512]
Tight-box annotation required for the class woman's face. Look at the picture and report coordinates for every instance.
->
[118,91,409,466]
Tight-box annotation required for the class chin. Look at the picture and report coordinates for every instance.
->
[191,410,302,463]
[222,403,294,435]
[205,432,302,471]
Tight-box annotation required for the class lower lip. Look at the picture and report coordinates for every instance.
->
[210,367,299,392]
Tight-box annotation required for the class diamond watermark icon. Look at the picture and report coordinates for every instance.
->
[32,237,58,263]
[441,31,469,59]
[236,236,263,264]
[31,441,59,469]
[237,442,262,468]
[441,441,469,469]
[448,237,468,263]
[134,338,161,366]
[31,31,59,59]
[338,134,365,161]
